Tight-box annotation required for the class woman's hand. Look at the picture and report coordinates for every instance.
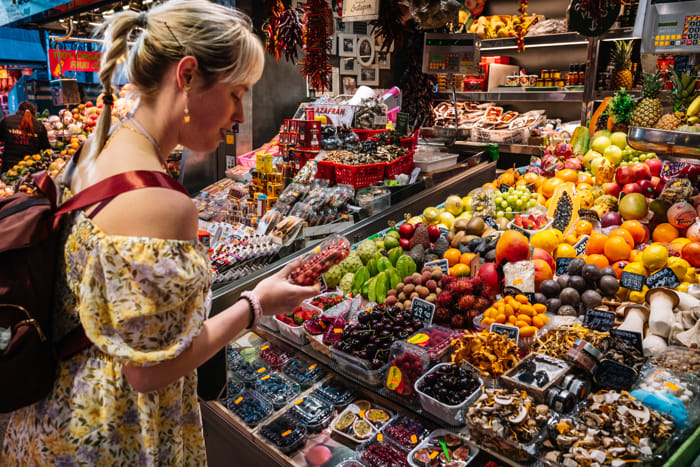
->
[252,259,321,316]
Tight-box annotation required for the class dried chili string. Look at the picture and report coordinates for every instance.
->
[301,0,333,91]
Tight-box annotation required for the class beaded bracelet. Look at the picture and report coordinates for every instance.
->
[240,291,262,329]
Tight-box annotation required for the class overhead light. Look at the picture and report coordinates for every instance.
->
[123,4,130,10]
[481,40,589,51]
[58,18,65,22]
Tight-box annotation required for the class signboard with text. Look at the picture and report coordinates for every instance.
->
[342,0,379,21]
[49,49,102,77]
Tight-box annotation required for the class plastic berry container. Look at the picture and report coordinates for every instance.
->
[289,234,351,286]
[332,347,389,388]
[254,372,300,410]
[406,326,462,364]
[287,394,335,432]
[313,378,357,409]
[274,315,309,346]
[259,414,307,454]
[384,341,431,398]
[226,345,243,371]
[230,358,269,385]
[407,429,480,467]
[357,439,411,467]
[381,415,429,451]
[223,376,246,405]
[227,390,274,428]
[258,342,292,369]
[283,358,326,389]
[414,363,483,426]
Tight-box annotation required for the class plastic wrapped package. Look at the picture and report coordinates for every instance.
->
[631,366,700,430]
[381,415,430,451]
[406,326,461,364]
[258,342,292,369]
[229,357,269,385]
[259,414,307,454]
[651,346,700,375]
[227,390,274,427]
[283,358,326,388]
[287,394,335,431]
[254,372,300,410]
[384,341,431,398]
[313,378,357,408]
[332,401,394,443]
[467,186,496,217]
[357,440,410,467]
[289,234,351,286]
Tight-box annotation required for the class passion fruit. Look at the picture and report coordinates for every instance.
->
[567,275,587,294]
[546,297,562,313]
[540,279,561,298]
[581,290,603,308]
[557,274,570,290]
[353,419,373,439]
[600,266,617,278]
[560,287,581,306]
[599,275,620,297]
[567,258,586,276]
[581,264,602,283]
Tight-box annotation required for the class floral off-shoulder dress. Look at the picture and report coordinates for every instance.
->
[2,203,212,466]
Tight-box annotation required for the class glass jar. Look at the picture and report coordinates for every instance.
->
[544,78,554,87]
[565,339,601,375]
[528,75,538,86]
[555,78,566,87]
[551,70,561,80]
[536,78,545,87]
[541,69,551,79]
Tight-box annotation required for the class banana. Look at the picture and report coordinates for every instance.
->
[688,95,700,117]
[688,116,699,124]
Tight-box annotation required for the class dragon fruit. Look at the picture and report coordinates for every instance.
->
[564,158,583,171]
[541,154,564,176]
[554,142,573,158]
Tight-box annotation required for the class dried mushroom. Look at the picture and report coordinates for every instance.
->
[532,324,609,359]
[450,331,520,378]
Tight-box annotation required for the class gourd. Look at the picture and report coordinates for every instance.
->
[617,304,649,333]
[646,288,679,338]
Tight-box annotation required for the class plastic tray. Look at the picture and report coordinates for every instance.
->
[407,429,480,467]
[413,150,459,173]
[274,315,308,346]
[334,162,386,189]
[332,402,394,444]
[229,358,269,385]
[283,358,326,389]
[258,342,292,369]
[254,372,300,410]
[406,325,461,364]
[380,415,429,451]
[313,378,357,408]
[385,341,431,398]
[226,345,244,371]
[259,414,307,454]
[385,151,415,179]
[357,439,411,467]
[332,347,389,387]
[415,363,483,426]
[507,216,554,240]
[287,394,335,431]
[227,389,274,428]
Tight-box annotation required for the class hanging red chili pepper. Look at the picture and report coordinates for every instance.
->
[370,0,409,53]
[276,8,304,63]
[301,0,333,92]
[263,0,284,61]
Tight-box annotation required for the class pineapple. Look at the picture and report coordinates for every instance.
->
[608,88,633,133]
[656,67,698,130]
[629,72,663,128]
[611,40,634,90]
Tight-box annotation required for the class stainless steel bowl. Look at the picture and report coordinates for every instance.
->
[628,126,700,159]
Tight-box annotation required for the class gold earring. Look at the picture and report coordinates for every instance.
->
[183,85,191,123]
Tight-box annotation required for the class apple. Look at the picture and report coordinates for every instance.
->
[591,135,612,154]
[399,238,411,250]
[603,145,623,165]
[646,157,663,177]
[602,182,621,197]
[427,225,441,242]
[532,247,555,271]
[622,182,643,195]
[639,179,656,197]
[630,162,652,182]
[616,165,636,185]
[590,157,606,176]
[398,222,414,239]
[610,132,628,149]
[601,211,622,227]
[583,150,602,169]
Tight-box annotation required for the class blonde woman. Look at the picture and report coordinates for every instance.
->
[1,1,319,465]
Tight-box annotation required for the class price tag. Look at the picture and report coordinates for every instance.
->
[484,216,498,229]
[407,333,430,345]
[260,345,270,351]
[295,398,304,405]
[234,396,243,405]
[489,323,520,345]
[386,365,403,391]
[429,451,439,459]
[376,433,383,442]
[395,112,410,136]
[362,140,378,154]
[281,429,292,438]
[646,267,681,289]
[308,364,317,371]
[583,308,616,332]
[319,274,328,292]
[333,328,344,334]
[594,359,637,391]
[620,271,645,291]
[499,183,511,193]
[665,381,680,392]
[556,257,574,276]
[610,329,644,354]
[574,235,589,255]
[410,297,436,326]
[260,374,270,381]
[470,252,481,278]
[425,259,449,276]
[257,367,267,373]
[513,278,523,285]
[358,410,365,419]
[410,434,418,444]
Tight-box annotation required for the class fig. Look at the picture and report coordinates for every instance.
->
[560,287,580,306]
[567,258,586,276]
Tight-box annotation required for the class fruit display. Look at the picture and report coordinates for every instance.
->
[409,430,477,467]
[480,294,549,338]
[406,325,460,363]
[415,363,481,407]
[259,414,307,453]
[275,306,318,327]
[312,378,356,408]
[286,394,334,431]
[384,343,427,398]
[259,343,292,368]
[610,40,634,91]
[1,150,66,194]
[282,358,326,388]
[254,372,300,409]
[358,440,410,467]
[381,415,429,450]
[332,401,393,443]
[227,390,274,427]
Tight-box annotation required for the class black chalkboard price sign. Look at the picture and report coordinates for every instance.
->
[646,267,681,289]
[620,271,645,291]
[319,275,328,293]
[574,235,589,255]
[425,259,449,276]
[411,297,436,326]
[594,359,637,391]
[584,308,616,332]
[556,257,573,276]
[490,323,520,345]
[499,183,511,193]
[610,329,643,354]
[439,227,451,238]
[362,140,378,154]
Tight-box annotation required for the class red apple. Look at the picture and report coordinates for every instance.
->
[630,162,652,182]
[427,225,441,242]
[645,158,663,177]
[399,238,411,250]
[531,247,555,271]
[616,166,635,185]
[602,182,621,198]
[478,262,499,289]
[654,180,666,196]
[398,222,414,239]
[622,182,643,195]
[639,179,656,197]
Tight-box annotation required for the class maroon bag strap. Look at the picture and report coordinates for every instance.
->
[55,170,189,218]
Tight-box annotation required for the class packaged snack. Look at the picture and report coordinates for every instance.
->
[289,234,351,286]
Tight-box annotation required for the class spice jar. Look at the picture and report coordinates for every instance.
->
[565,339,601,375]
[547,387,576,413]
[551,70,561,80]
[544,78,554,87]
[541,69,551,79]
[536,79,545,87]
[555,78,566,87]
[561,374,591,400]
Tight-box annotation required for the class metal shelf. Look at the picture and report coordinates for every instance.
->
[592,90,672,102]
[452,141,543,156]
[434,90,584,102]
[479,28,638,51]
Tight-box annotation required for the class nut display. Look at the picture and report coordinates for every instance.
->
[450,331,520,378]
[532,324,609,360]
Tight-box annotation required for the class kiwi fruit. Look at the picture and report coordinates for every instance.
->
[567,258,586,276]
[496,217,509,230]
[466,217,486,235]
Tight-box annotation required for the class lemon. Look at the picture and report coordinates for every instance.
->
[667,257,688,282]
[641,243,668,271]
[677,282,690,293]
[629,285,648,303]
[685,267,697,283]
[530,229,561,254]
[623,262,648,276]
[554,243,577,259]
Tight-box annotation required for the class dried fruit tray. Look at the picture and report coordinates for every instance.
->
[407,429,480,467]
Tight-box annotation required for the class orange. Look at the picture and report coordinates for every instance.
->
[534,175,547,191]
[451,263,470,276]
[460,252,476,265]
[522,172,539,185]
[629,249,642,262]
[652,223,680,243]
[564,233,578,245]
[444,248,462,267]
[604,236,632,262]
[585,254,610,269]
[555,169,579,183]
[586,231,608,255]
[541,177,564,198]
[577,173,593,185]
[621,220,648,244]
[608,228,635,248]
[574,219,594,236]
[682,242,700,267]
[611,260,629,279]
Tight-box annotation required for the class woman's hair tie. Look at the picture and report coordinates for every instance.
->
[137,12,148,28]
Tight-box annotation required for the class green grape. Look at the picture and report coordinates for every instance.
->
[505,207,512,213]
[501,200,508,208]
[527,199,536,208]
[496,210,505,218]
[515,199,523,207]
